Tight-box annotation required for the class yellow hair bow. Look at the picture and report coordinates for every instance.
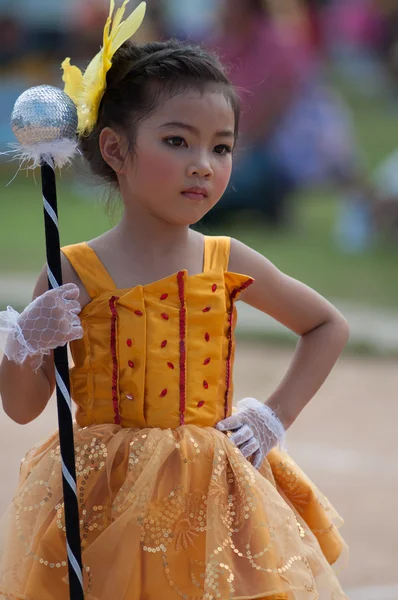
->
[61,0,146,137]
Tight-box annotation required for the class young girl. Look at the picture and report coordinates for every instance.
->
[0,5,349,599]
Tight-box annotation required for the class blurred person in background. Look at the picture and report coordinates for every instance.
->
[202,0,300,226]
[202,0,382,252]
[0,15,22,71]
[322,0,386,95]
[71,0,163,60]
[0,0,163,80]
[7,0,74,81]
[70,0,111,61]
[161,0,221,41]
[375,0,398,94]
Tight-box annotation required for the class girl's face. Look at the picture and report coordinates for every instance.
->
[119,88,235,226]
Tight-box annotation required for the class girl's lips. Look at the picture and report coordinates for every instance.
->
[182,191,207,200]
[182,187,208,198]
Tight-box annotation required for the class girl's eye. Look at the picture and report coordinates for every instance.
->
[165,136,187,148]
[214,144,233,155]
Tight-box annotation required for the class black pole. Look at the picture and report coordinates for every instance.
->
[41,160,84,600]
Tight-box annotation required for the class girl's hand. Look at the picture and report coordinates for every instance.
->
[216,398,285,469]
[1,283,83,370]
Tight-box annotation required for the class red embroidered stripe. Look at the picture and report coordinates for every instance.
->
[224,279,254,418]
[109,296,122,426]
[177,271,186,425]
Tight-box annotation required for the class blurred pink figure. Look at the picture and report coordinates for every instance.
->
[210,0,312,149]
[324,0,383,50]
[203,0,377,251]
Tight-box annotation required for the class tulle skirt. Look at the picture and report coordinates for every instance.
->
[0,424,348,600]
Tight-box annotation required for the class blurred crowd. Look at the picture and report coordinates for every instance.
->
[1,0,398,250]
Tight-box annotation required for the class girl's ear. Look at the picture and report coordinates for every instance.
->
[99,127,129,174]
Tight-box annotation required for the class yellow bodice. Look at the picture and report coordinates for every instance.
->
[62,236,253,430]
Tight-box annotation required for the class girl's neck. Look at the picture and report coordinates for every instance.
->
[89,207,204,290]
[115,210,191,258]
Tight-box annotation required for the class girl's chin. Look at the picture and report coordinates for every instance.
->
[165,207,213,227]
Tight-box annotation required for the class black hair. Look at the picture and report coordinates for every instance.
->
[80,39,240,186]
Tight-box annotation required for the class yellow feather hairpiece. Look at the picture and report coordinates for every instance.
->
[61,0,146,137]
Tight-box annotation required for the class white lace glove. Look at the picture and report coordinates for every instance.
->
[0,283,83,370]
[216,397,285,468]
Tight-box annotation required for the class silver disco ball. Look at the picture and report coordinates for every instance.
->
[11,85,78,146]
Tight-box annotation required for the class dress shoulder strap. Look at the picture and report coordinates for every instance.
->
[203,236,231,272]
[61,242,115,298]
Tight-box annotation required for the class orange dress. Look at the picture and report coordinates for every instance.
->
[0,236,348,600]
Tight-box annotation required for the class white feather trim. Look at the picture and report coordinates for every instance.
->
[1,138,79,170]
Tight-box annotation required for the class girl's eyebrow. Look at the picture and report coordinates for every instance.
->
[159,121,235,138]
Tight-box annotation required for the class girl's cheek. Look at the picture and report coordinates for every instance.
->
[216,161,233,190]
[139,148,181,178]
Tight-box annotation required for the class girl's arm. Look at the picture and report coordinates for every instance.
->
[0,352,55,425]
[0,256,85,425]
[229,238,350,429]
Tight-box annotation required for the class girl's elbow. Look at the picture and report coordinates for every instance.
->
[2,396,44,425]
[335,314,350,346]
[9,413,35,426]
[2,403,34,425]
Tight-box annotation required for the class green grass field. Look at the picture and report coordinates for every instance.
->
[0,77,397,308]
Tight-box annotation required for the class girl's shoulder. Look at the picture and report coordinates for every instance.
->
[61,234,117,310]
[32,245,89,306]
[60,245,93,309]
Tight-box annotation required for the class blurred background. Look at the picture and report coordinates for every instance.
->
[0,1,397,598]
